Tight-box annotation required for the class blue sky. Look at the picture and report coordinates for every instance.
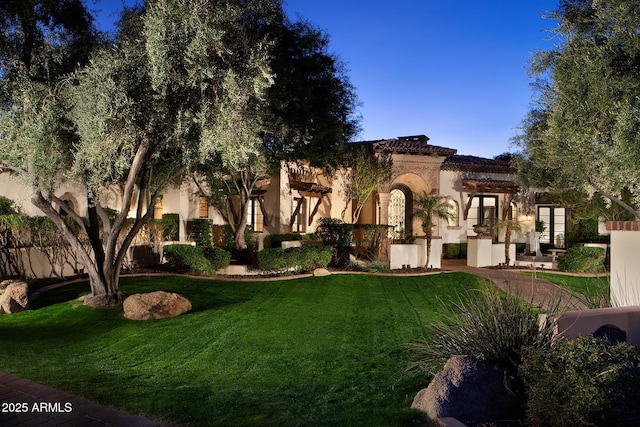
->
[93,0,560,158]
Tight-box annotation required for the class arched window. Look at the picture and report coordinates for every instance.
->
[447,200,459,226]
[388,188,406,239]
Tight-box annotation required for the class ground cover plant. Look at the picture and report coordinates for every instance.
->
[0,272,488,426]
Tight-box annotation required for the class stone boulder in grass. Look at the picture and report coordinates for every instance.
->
[411,355,522,426]
[123,291,192,320]
[0,280,29,314]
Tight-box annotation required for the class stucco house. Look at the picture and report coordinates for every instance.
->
[0,133,569,271]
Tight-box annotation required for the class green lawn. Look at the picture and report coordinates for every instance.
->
[0,272,489,426]
[527,272,610,306]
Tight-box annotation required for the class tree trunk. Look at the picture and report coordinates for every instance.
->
[504,227,512,266]
[424,231,432,269]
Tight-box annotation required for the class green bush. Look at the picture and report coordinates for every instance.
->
[187,219,212,247]
[443,243,467,259]
[163,244,230,276]
[521,336,640,426]
[257,245,332,273]
[201,245,231,271]
[0,197,17,215]
[558,245,606,273]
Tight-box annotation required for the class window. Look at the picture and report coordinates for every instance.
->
[388,188,406,239]
[199,197,208,218]
[247,197,264,232]
[467,196,498,236]
[447,200,459,226]
[537,206,565,247]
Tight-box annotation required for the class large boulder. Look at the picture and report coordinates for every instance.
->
[123,291,192,320]
[0,280,29,314]
[411,355,522,426]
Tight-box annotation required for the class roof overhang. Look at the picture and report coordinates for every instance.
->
[462,178,519,194]
[289,178,332,197]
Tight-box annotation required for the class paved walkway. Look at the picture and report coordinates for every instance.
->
[441,259,590,311]
[0,371,167,427]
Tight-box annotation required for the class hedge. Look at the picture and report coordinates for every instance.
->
[163,244,230,276]
[557,245,606,273]
[187,219,212,247]
[257,245,332,273]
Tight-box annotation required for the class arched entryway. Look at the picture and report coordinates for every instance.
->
[388,184,413,239]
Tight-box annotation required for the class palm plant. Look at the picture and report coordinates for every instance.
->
[413,192,454,268]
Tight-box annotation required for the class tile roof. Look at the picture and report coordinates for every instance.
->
[441,155,515,173]
[367,135,458,156]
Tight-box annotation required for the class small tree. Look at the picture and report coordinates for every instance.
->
[413,193,454,269]
[340,146,392,223]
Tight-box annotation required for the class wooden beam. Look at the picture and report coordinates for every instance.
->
[308,194,325,226]
[463,191,476,221]
[289,197,304,227]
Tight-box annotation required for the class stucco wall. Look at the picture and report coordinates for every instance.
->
[607,221,640,307]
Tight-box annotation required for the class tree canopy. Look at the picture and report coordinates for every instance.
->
[515,0,640,219]
[0,0,361,303]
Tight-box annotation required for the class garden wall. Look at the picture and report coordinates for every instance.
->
[607,221,640,307]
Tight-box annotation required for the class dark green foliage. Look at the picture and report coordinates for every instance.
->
[558,245,606,273]
[200,246,231,271]
[521,336,640,427]
[163,244,230,276]
[317,217,353,267]
[187,219,212,247]
[443,243,467,259]
[257,245,332,273]
[0,197,16,215]
[161,213,179,241]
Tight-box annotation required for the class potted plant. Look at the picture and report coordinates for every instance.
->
[473,224,488,236]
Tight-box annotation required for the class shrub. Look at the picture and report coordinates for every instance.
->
[558,245,606,273]
[317,218,353,267]
[187,219,212,247]
[411,288,557,379]
[0,197,17,215]
[521,336,640,426]
[443,243,467,259]
[163,244,230,276]
[257,245,332,273]
[201,246,231,271]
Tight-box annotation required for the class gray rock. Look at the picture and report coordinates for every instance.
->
[0,280,29,314]
[123,291,191,320]
[411,355,521,425]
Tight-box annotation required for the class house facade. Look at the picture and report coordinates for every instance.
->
[0,134,567,266]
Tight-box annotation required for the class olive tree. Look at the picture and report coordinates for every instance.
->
[515,0,640,219]
[0,0,275,306]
